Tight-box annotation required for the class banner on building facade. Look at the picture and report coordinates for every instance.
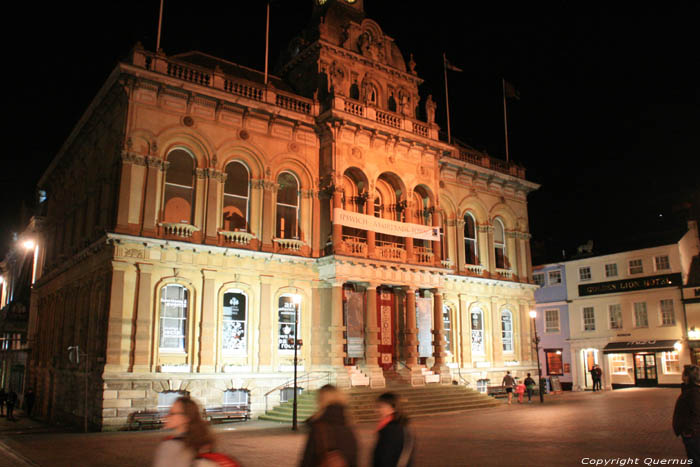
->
[345,290,365,358]
[416,297,433,358]
[333,208,440,241]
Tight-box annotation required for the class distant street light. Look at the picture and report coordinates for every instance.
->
[529,310,544,404]
[22,240,36,250]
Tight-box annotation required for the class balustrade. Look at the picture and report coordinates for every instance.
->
[273,238,305,252]
[342,235,367,257]
[374,240,406,262]
[166,63,210,86]
[414,246,434,265]
[465,264,485,276]
[160,222,199,238]
[343,100,365,117]
[219,230,256,246]
[376,110,402,128]
[495,268,513,279]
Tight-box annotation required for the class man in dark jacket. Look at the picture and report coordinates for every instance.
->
[673,365,700,463]
[0,388,6,416]
[6,390,17,421]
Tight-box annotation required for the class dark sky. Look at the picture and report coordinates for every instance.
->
[4,1,698,261]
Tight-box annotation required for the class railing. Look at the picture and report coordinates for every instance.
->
[376,110,401,129]
[342,235,367,256]
[160,222,199,238]
[276,94,311,114]
[343,100,365,117]
[273,238,305,252]
[263,371,332,412]
[441,258,454,268]
[224,80,263,101]
[166,62,210,86]
[451,148,526,179]
[219,230,256,246]
[375,240,406,262]
[414,246,434,265]
[412,121,429,137]
[466,264,485,276]
[495,268,513,279]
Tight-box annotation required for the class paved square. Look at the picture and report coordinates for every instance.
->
[0,388,688,466]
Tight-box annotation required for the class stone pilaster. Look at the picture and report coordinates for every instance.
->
[197,269,217,372]
[431,291,451,382]
[491,298,504,366]
[361,283,385,388]
[105,261,136,372]
[400,287,425,386]
[329,282,350,388]
[132,263,154,372]
[257,275,273,371]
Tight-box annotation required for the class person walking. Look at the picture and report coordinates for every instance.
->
[373,392,414,467]
[6,390,17,422]
[24,388,36,418]
[515,380,526,404]
[502,371,516,405]
[0,388,6,417]
[152,396,215,467]
[673,365,700,464]
[590,365,599,391]
[524,373,536,403]
[594,365,603,391]
[299,384,358,467]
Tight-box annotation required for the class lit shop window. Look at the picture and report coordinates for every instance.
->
[493,218,506,269]
[548,270,562,285]
[470,308,484,355]
[163,149,195,224]
[222,290,247,354]
[611,354,627,375]
[662,351,680,374]
[545,309,560,333]
[655,255,670,271]
[278,295,301,351]
[223,162,250,232]
[579,266,592,281]
[545,350,564,375]
[609,304,623,330]
[159,285,188,351]
[443,304,453,354]
[276,172,300,239]
[660,299,675,326]
[501,310,513,353]
[634,302,649,328]
[629,259,643,275]
[583,307,596,331]
[605,263,618,278]
[533,273,545,287]
[464,213,478,265]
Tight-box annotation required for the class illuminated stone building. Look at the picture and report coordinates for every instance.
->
[27,0,539,430]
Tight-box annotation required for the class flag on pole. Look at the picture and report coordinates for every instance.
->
[504,80,520,100]
[444,55,463,72]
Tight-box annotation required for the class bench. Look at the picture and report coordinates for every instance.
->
[129,409,169,430]
[205,404,250,423]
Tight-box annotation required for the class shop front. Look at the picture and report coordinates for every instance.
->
[603,340,681,388]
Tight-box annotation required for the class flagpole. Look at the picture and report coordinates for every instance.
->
[443,52,452,145]
[156,0,164,52]
[502,78,510,163]
[264,2,270,86]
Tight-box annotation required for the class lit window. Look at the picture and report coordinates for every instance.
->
[464,213,478,265]
[579,266,592,281]
[634,302,648,328]
[470,308,484,354]
[223,162,250,231]
[609,304,623,329]
[583,307,595,331]
[501,310,513,353]
[655,255,670,271]
[545,350,564,375]
[493,218,506,269]
[629,259,643,274]
[605,263,618,278]
[163,149,195,224]
[223,389,249,406]
[660,299,675,326]
[548,270,562,285]
[222,290,247,353]
[159,285,188,351]
[663,351,680,374]
[443,305,453,355]
[278,295,301,351]
[545,309,560,333]
[611,354,627,374]
[276,172,300,239]
[533,273,545,287]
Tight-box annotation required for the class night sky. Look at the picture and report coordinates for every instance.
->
[4,1,698,262]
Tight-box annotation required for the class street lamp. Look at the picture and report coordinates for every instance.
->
[529,310,544,403]
[22,240,36,250]
[291,294,302,431]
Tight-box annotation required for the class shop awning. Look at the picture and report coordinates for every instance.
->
[603,339,678,354]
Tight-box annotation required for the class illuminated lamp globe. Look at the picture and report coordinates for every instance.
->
[674,341,682,352]
[529,310,537,319]
[23,240,36,250]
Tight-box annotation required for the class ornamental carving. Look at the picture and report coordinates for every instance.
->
[146,156,165,169]
[205,169,226,183]
[194,168,207,179]
[250,179,265,189]
[477,225,493,233]
[120,151,147,166]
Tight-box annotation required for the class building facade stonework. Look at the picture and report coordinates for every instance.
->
[27,0,540,430]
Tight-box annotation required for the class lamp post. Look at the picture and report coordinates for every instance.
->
[291,294,302,431]
[529,310,544,403]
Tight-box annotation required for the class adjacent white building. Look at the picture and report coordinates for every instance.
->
[566,222,699,390]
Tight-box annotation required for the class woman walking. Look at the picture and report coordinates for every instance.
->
[152,396,215,467]
[299,384,358,467]
[373,392,415,467]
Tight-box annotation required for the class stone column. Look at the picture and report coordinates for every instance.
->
[486,225,495,275]
[332,189,343,253]
[204,170,225,245]
[142,157,165,236]
[401,288,425,386]
[432,212,442,264]
[249,179,263,245]
[490,298,504,366]
[455,218,466,273]
[459,294,473,367]
[310,283,325,366]
[519,302,534,364]
[116,153,146,234]
[361,283,385,388]
[132,263,154,372]
[198,269,217,372]
[312,190,322,257]
[329,282,350,388]
[260,180,275,252]
[404,202,414,262]
[431,290,451,382]
[365,194,376,257]
[104,261,136,372]
[257,275,273,371]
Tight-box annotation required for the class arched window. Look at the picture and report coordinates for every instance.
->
[501,309,513,353]
[464,213,478,265]
[374,195,383,218]
[276,172,299,239]
[222,289,247,354]
[471,308,484,354]
[494,218,506,269]
[278,294,301,351]
[443,304,453,355]
[163,149,195,224]
[159,284,188,351]
[388,94,397,112]
[350,82,360,100]
[223,162,249,232]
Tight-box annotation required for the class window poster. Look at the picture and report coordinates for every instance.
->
[471,310,484,354]
[345,290,364,358]
[416,297,433,358]
[222,291,246,352]
[278,296,299,350]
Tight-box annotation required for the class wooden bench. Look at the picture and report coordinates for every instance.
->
[205,404,251,423]
[129,409,169,430]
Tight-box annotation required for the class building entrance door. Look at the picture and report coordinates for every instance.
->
[633,353,658,387]
[376,288,395,370]
[582,349,598,389]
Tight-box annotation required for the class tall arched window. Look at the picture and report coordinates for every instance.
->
[443,304,453,355]
[501,309,513,353]
[471,308,484,354]
[494,218,506,269]
[276,172,299,239]
[159,284,188,351]
[163,149,195,224]
[222,289,247,354]
[223,161,250,231]
[464,213,478,265]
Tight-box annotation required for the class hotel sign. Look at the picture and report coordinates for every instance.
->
[579,273,681,297]
[333,208,440,241]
